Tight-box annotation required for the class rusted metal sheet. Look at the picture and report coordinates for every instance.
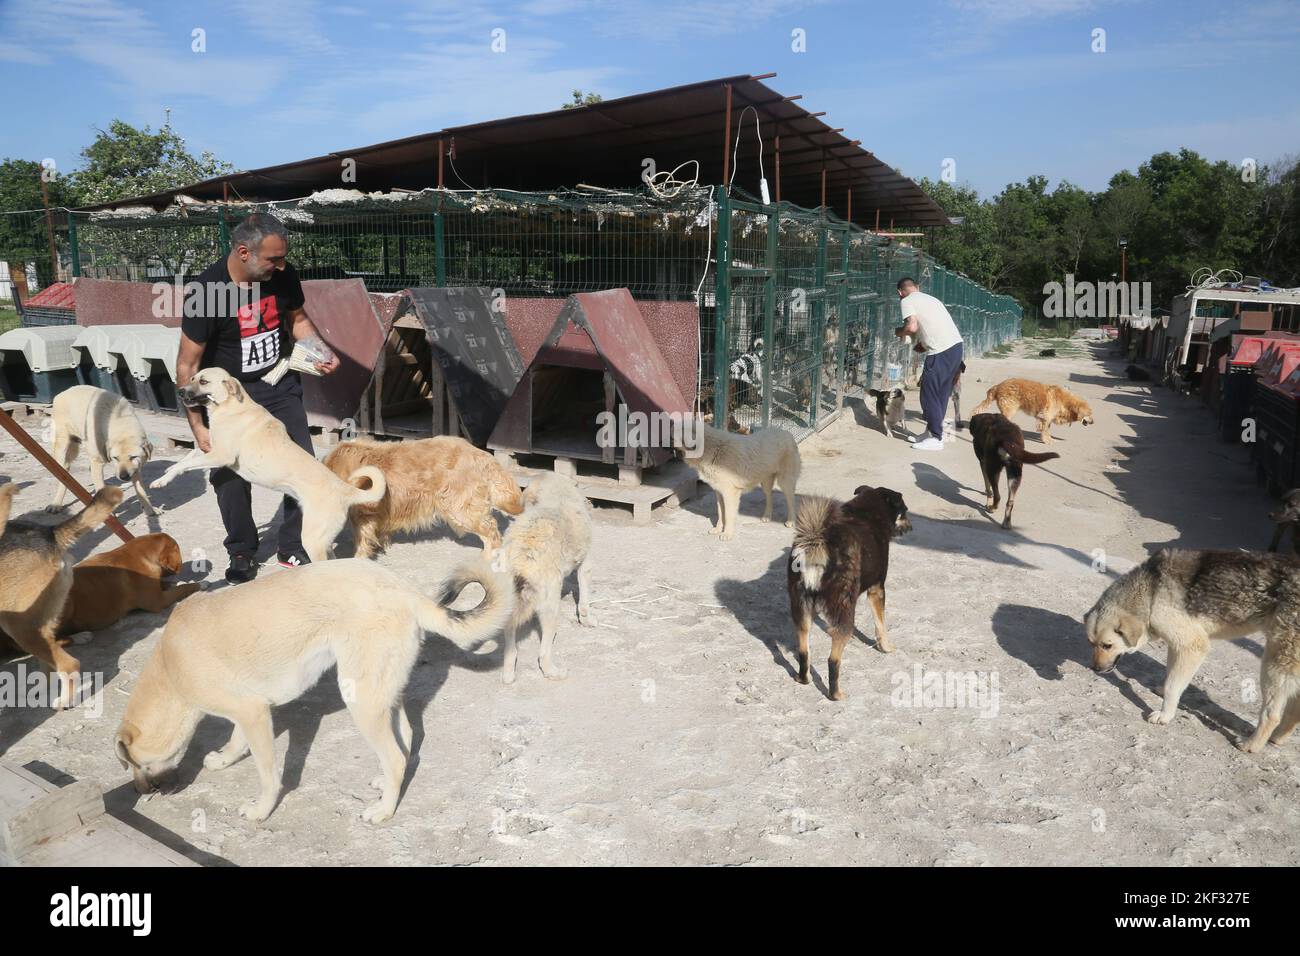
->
[491,289,690,466]
[299,279,386,430]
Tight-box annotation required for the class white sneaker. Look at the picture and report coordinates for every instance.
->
[912,436,944,451]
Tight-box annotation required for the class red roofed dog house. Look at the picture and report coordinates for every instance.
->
[488,289,698,521]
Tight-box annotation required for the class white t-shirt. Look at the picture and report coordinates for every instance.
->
[900,290,962,354]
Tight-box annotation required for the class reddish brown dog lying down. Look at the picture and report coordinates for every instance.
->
[59,533,202,635]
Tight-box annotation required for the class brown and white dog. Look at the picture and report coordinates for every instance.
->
[0,483,123,708]
[787,486,911,700]
[971,378,1093,444]
[323,436,523,558]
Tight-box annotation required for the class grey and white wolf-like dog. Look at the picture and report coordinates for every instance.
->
[1084,549,1300,752]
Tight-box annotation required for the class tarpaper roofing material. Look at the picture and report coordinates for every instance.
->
[298,279,387,430]
[491,289,690,467]
[503,297,699,403]
[391,287,526,445]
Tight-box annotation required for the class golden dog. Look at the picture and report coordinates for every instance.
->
[970,378,1093,444]
[322,436,523,558]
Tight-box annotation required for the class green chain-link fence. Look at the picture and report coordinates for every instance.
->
[2,187,1020,439]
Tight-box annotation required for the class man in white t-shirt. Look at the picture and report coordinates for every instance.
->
[894,277,964,451]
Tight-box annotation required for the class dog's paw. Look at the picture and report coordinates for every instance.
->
[361,801,395,825]
[719,531,735,542]
[1145,711,1173,725]
[577,605,595,626]
[238,801,273,823]
[708,525,722,536]
[783,520,793,529]
[43,503,67,514]
[829,689,847,702]
[204,750,237,771]
[501,669,517,685]
[876,641,895,654]
[796,672,810,685]
[541,664,567,681]
[152,472,175,489]
[1238,736,1266,754]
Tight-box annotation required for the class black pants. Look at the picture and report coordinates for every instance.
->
[210,373,312,558]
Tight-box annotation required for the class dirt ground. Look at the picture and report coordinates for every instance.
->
[2,339,1298,866]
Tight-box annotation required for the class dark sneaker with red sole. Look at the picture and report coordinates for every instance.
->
[277,551,310,569]
[225,553,258,584]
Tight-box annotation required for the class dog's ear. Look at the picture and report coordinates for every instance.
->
[852,485,871,498]
[115,728,138,770]
[1112,611,1146,648]
[224,378,245,403]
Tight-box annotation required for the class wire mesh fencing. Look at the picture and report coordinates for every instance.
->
[1,186,1020,440]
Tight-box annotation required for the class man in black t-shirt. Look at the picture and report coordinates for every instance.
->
[178,213,340,583]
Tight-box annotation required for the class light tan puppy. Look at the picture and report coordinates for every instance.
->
[971,378,1094,444]
[323,436,523,558]
[47,385,157,516]
[0,483,123,708]
[116,558,510,824]
[151,368,386,562]
[500,474,594,684]
[690,425,800,541]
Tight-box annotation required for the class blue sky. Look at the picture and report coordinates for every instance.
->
[2,0,1296,199]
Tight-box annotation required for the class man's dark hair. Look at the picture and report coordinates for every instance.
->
[897,276,918,291]
[230,213,288,252]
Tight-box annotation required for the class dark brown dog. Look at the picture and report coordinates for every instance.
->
[969,413,1059,529]
[787,486,911,700]
[59,533,202,634]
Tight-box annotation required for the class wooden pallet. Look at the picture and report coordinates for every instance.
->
[0,400,48,421]
[496,449,698,524]
[0,762,197,867]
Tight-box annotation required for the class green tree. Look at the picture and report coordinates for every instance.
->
[0,158,75,288]
[69,119,233,206]
[561,90,603,110]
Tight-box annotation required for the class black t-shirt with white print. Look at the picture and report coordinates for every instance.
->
[182,259,305,383]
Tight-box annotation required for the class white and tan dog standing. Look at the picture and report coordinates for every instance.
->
[47,385,157,516]
[499,474,594,684]
[690,425,800,541]
[116,558,510,824]
[151,368,385,562]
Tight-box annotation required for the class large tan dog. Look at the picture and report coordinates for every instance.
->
[323,436,523,558]
[116,557,511,824]
[60,533,201,634]
[152,368,386,562]
[0,483,122,708]
[499,474,594,684]
[47,385,157,516]
[689,425,800,540]
[1085,549,1300,751]
[971,378,1093,444]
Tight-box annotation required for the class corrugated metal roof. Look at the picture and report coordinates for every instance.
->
[77,75,948,228]
[24,281,76,310]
